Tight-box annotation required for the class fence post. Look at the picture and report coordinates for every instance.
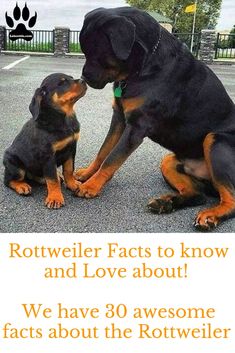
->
[199,29,216,63]
[0,26,6,52]
[54,27,69,56]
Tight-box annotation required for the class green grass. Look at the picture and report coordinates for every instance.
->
[69,43,82,53]
[6,41,54,52]
[6,41,82,53]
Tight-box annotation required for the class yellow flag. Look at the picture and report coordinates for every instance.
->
[185,4,197,13]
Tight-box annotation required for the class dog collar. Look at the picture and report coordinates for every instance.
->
[152,26,162,54]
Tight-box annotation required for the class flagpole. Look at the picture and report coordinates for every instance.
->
[190,0,197,53]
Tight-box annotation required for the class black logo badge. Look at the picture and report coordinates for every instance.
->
[5,2,37,41]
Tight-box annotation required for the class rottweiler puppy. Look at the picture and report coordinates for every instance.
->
[4,73,87,209]
[75,7,235,231]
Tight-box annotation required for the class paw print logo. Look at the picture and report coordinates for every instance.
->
[5,2,37,41]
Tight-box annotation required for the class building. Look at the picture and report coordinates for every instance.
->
[147,11,173,33]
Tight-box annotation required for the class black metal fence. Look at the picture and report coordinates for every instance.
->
[173,32,201,57]
[69,30,81,53]
[5,29,54,52]
[215,33,235,59]
[4,27,201,57]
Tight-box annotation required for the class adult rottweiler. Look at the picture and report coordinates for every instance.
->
[75,7,235,231]
[4,73,86,208]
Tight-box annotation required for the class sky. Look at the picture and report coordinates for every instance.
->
[0,0,234,31]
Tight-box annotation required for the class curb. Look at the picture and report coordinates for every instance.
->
[0,51,85,59]
[211,60,235,66]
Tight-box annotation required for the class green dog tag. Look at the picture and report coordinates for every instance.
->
[114,86,122,98]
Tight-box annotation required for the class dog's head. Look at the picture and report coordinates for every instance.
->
[29,73,87,120]
[79,7,144,89]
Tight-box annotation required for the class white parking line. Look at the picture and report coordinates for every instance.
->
[2,55,30,70]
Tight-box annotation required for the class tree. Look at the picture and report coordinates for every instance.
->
[126,0,222,33]
[229,25,235,48]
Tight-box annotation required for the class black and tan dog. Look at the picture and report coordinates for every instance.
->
[4,73,86,208]
[75,7,235,231]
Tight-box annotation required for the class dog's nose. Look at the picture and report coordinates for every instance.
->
[74,78,87,88]
[79,77,87,85]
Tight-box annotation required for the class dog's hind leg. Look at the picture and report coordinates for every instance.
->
[148,154,206,214]
[194,133,235,231]
[3,153,32,195]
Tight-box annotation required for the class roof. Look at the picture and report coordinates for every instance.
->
[147,11,173,24]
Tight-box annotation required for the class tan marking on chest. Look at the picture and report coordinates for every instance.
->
[112,98,118,111]
[52,132,80,152]
[122,96,145,114]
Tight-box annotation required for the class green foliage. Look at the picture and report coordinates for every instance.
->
[126,0,153,9]
[126,0,222,33]
[69,43,82,53]
[230,25,235,48]
[7,41,54,52]
[6,41,82,53]
[217,26,235,50]
[230,25,235,35]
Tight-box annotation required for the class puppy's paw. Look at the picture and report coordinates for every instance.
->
[74,180,101,198]
[45,193,65,209]
[9,181,32,196]
[194,210,220,231]
[74,168,94,182]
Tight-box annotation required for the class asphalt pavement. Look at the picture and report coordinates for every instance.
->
[0,55,234,233]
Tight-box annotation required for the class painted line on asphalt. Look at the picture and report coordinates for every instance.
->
[2,55,30,70]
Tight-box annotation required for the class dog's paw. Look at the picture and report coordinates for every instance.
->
[194,210,220,231]
[45,194,65,209]
[66,179,81,192]
[147,196,174,214]
[9,181,32,196]
[74,180,101,198]
[74,168,94,182]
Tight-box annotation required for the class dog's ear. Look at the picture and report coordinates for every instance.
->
[105,17,136,60]
[29,87,46,120]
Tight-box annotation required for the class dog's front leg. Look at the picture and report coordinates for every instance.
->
[75,123,144,198]
[74,109,125,182]
[43,157,65,209]
[63,144,81,192]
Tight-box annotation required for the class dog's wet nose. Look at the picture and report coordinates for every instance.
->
[78,77,87,86]
[74,78,87,90]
